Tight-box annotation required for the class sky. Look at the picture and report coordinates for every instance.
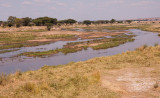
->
[0,0,160,21]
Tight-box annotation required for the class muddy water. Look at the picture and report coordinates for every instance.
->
[0,29,160,74]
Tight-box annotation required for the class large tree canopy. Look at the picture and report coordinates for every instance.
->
[33,17,57,26]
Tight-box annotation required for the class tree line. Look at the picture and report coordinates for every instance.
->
[0,16,132,30]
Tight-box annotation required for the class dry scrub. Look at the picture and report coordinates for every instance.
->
[0,45,160,97]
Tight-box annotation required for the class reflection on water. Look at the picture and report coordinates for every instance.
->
[0,29,160,74]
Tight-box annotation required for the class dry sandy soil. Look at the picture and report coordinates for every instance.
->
[102,65,160,98]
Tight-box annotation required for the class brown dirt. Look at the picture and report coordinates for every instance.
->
[102,65,160,98]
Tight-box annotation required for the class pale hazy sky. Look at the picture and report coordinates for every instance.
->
[0,0,160,21]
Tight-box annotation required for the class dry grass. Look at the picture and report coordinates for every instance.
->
[0,45,160,97]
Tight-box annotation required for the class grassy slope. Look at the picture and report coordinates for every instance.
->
[0,45,160,97]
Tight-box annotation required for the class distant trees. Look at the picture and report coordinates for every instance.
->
[6,16,31,27]
[22,17,32,26]
[110,19,116,23]
[126,20,132,24]
[45,23,53,31]
[58,19,77,25]
[7,16,17,27]
[93,20,110,25]
[117,21,123,23]
[15,18,23,28]
[33,17,57,26]
[83,20,92,26]
[0,16,122,29]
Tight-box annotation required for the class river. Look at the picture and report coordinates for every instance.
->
[0,29,160,74]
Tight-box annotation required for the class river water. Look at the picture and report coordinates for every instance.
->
[0,29,160,74]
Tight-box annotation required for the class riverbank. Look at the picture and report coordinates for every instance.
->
[0,45,160,97]
[0,28,126,50]
[1,23,160,50]
[19,34,135,57]
[0,29,160,74]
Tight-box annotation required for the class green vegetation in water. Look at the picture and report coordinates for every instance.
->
[0,42,49,50]
[0,49,20,54]
[20,48,78,57]
[42,34,76,39]
[92,35,135,50]
[19,34,135,57]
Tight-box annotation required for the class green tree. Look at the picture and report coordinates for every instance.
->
[33,17,57,26]
[126,20,132,24]
[94,20,106,24]
[58,19,77,25]
[8,23,13,27]
[83,20,92,26]
[8,16,17,26]
[45,23,53,31]
[65,19,77,24]
[15,18,23,28]
[22,17,32,26]
[105,20,109,24]
[110,19,116,23]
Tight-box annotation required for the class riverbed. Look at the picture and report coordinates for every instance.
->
[0,29,160,74]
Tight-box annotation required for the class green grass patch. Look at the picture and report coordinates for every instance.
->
[20,48,79,57]
[19,34,135,57]
[0,33,36,44]
[18,29,47,32]
[0,42,48,50]
[43,34,76,39]
[0,49,19,54]
[20,50,58,57]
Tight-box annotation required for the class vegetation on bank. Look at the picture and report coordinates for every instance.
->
[0,23,159,51]
[0,45,160,97]
[0,49,19,54]
[19,34,135,57]
[0,32,77,49]
[80,24,160,33]
[18,29,48,32]
[42,34,76,39]
[20,48,78,57]
[0,16,120,28]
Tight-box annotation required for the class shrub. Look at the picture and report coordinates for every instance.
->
[22,82,36,92]
[0,74,8,86]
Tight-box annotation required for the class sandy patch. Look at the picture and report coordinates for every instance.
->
[102,66,160,97]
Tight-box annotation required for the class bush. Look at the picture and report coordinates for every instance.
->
[0,74,8,85]
[22,82,36,92]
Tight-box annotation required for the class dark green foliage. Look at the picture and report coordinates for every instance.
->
[8,16,17,25]
[33,17,57,26]
[110,19,116,23]
[58,19,77,25]
[22,17,32,26]
[8,23,13,27]
[126,20,132,24]
[83,20,92,26]
[45,23,53,31]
